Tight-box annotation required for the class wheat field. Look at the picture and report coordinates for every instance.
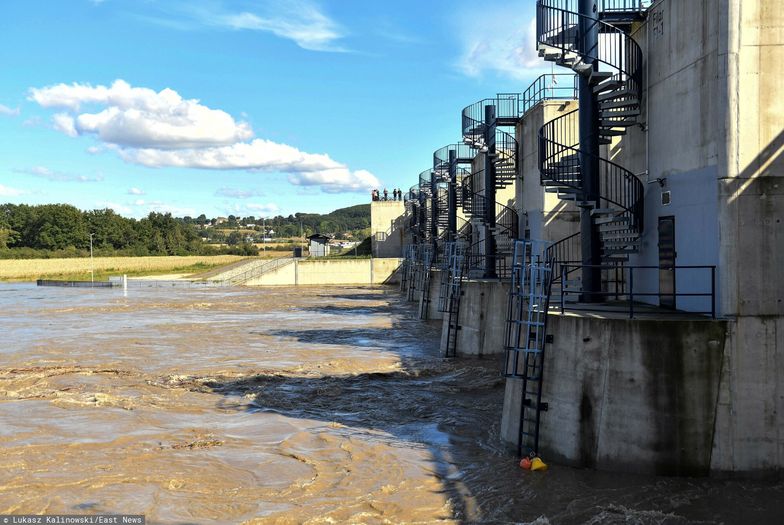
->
[0,255,248,281]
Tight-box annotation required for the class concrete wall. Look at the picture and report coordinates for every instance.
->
[501,313,728,476]
[517,101,580,243]
[245,258,401,286]
[439,279,509,357]
[711,316,784,473]
[418,269,444,321]
[720,0,784,317]
[371,201,406,258]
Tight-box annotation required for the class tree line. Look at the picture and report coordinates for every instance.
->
[0,203,371,258]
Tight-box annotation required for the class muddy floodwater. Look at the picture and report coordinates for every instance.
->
[0,282,782,524]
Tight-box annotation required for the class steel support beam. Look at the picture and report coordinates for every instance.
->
[448,150,457,241]
[483,105,498,279]
[430,171,438,255]
[578,0,602,301]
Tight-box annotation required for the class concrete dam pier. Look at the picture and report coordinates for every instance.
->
[383,0,784,477]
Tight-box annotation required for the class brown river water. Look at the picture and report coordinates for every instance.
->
[0,282,782,524]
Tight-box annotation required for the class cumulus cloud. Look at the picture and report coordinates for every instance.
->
[29,80,252,148]
[288,168,380,194]
[456,11,543,80]
[0,104,20,117]
[127,187,145,195]
[15,165,104,183]
[28,79,378,194]
[0,183,25,197]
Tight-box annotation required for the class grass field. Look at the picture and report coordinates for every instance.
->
[0,255,252,282]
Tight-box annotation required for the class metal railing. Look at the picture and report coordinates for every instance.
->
[539,108,645,233]
[433,143,474,177]
[461,74,578,145]
[537,1,644,102]
[557,264,717,319]
[219,256,294,285]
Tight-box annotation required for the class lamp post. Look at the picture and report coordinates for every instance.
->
[89,233,94,285]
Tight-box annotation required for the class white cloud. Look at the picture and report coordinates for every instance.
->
[0,104,20,117]
[116,140,379,193]
[28,79,379,194]
[52,113,78,137]
[15,165,104,183]
[0,183,25,197]
[288,168,380,194]
[98,201,133,215]
[217,4,346,52]
[127,187,145,195]
[456,12,543,80]
[141,1,347,52]
[226,202,281,216]
[29,80,252,148]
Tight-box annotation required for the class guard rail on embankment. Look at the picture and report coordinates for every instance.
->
[36,257,403,288]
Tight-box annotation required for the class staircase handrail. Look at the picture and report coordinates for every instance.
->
[538,109,645,231]
[536,1,643,101]
[221,256,294,285]
[461,74,577,146]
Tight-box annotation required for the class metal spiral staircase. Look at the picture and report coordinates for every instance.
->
[461,97,520,277]
[498,0,649,459]
[537,0,646,283]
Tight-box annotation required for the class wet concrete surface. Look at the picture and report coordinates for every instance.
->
[0,282,782,524]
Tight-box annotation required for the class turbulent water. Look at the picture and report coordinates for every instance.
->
[0,282,781,524]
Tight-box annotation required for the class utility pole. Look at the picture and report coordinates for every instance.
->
[578,0,602,301]
[89,233,94,285]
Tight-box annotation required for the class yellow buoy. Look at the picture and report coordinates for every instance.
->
[530,456,548,471]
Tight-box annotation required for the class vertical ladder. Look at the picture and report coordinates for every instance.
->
[437,242,457,313]
[503,240,554,456]
[405,245,419,301]
[444,241,467,358]
[418,246,434,319]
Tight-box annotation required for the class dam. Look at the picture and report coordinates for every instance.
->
[380,0,784,478]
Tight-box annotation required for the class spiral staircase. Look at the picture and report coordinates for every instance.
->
[537,0,646,285]
[460,97,520,277]
[501,0,648,458]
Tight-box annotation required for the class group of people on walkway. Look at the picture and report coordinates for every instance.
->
[371,188,403,201]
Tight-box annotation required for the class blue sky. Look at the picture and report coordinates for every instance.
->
[0,0,544,218]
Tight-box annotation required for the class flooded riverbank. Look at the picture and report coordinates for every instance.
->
[0,283,781,524]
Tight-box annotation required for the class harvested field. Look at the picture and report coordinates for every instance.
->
[0,255,249,281]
